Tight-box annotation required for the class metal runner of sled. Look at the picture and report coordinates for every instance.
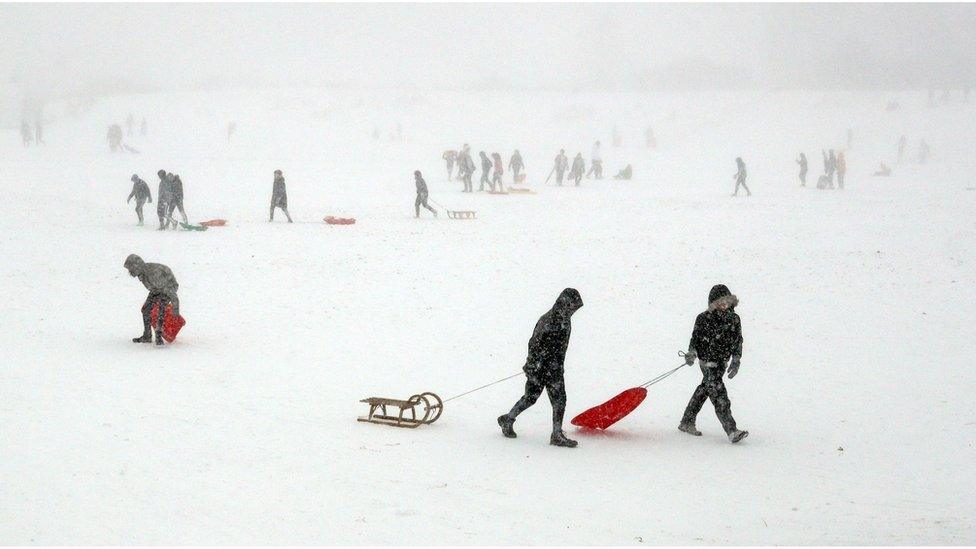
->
[358,392,443,428]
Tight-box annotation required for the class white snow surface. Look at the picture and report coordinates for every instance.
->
[1,88,975,544]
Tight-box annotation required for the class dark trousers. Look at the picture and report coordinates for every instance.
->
[168,198,187,223]
[415,193,436,217]
[587,160,603,179]
[799,170,807,186]
[479,170,490,191]
[135,201,146,223]
[157,200,170,228]
[681,362,738,434]
[508,369,567,432]
[556,169,565,185]
[462,172,473,192]
[734,177,751,196]
[140,291,170,336]
[270,199,292,222]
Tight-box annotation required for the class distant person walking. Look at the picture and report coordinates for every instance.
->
[552,149,569,186]
[442,149,457,180]
[413,170,437,218]
[836,151,847,190]
[586,140,603,179]
[167,173,188,224]
[732,157,751,197]
[796,152,808,186]
[570,153,585,186]
[127,174,152,225]
[491,152,504,192]
[270,169,293,222]
[478,151,492,192]
[156,170,173,230]
[20,120,33,147]
[508,149,524,183]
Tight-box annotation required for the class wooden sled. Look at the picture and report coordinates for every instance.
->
[358,392,443,428]
[487,190,509,195]
[446,210,477,220]
[515,174,527,184]
[324,216,356,225]
[507,188,536,194]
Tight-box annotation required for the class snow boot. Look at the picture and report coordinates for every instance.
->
[154,332,165,346]
[550,430,578,448]
[497,415,517,438]
[132,332,152,343]
[729,430,749,444]
[678,422,702,436]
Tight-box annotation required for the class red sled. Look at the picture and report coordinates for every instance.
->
[199,219,227,227]
[324,216,356,225]
[149,303,186,343]
[571,387,647,430]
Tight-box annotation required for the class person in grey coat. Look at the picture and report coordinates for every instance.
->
[414,170,437,218]
[126,174,152,225]
[124,254,180,346]
[167,173,188,225]
[478,151,492,191]
[156,170,173,230]
[270,169,293,222]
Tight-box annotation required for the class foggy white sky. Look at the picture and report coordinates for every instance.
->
[2,3,975,98]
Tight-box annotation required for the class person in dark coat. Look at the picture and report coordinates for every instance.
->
[569,153,585,186]
[127,174,153,225]
[458,144,474,192]
[733,157,751,196]
[552,149,568,185]
[413,170,437,218]
[796,153,808,186]
[508,150,524,182]
[270,169,293,222]
[156,170,172,230]
[498,288,584,448]
[167,173,188,224]
[678,284,748,443]
[478,151,492,191]
[107,124,123,152]
[124,254,179,346]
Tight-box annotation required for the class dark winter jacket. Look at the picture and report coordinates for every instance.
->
[688,285,743,363]
[170,175,184,202]
[554,153,568,173]
[272,175,288,206]
[124,254,179,299]
[128,178,152,205]
[570,155,585,177]
[524,288,584,375]
[157,174,173,204]
[414,173,429,197]
[480,152,492,173]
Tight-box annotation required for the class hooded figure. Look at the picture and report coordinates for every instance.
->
[570,153,585,186]
[508,150,524,181]
[478,151,492,191]
[270,169,293,222]
[156,170,173,230]
[498,288,584,448]
[679,284,748,443]
[124,254,179,346]
[127,174,153,225]
[552,149,568,185]
[414,170,437,218]
[797,153,808,186]
[167,173,188,224]
[733,157,751,196]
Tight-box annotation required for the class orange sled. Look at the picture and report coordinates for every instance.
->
[199,219,227,227]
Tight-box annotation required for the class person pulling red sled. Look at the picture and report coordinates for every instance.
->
[124,254,183,346]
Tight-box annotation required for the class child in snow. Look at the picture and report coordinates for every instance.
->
[125,254,179,346]
[498,288,584,448]
[414,170,437,218]
[678,284,748,444]
[270,170,293,222]
[126,174,152,225]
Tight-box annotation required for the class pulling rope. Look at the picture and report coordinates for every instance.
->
[444,371,525,403]
[638,351,690,388]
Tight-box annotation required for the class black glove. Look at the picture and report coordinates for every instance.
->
[684,351,697,366]
[727,357,741,379]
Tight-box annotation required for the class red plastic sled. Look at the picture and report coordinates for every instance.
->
[149,303,186,343]
[571,387,648,430]
[324,216,356,225]
[199,219,227,227]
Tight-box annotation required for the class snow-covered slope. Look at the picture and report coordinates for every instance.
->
[1,87,974,544]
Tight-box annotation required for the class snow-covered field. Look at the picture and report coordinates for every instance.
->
[1,87,974,544]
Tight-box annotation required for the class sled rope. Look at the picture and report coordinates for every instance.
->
[444,371,525,402]
[637,352,691,388]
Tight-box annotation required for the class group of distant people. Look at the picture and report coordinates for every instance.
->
[20,119,44,147]
[127,170,187,229]
[795,149,847,190]
[442,145,525,193]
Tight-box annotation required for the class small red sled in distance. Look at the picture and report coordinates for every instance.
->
[149,303,186,343]
[199,219,227,227]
